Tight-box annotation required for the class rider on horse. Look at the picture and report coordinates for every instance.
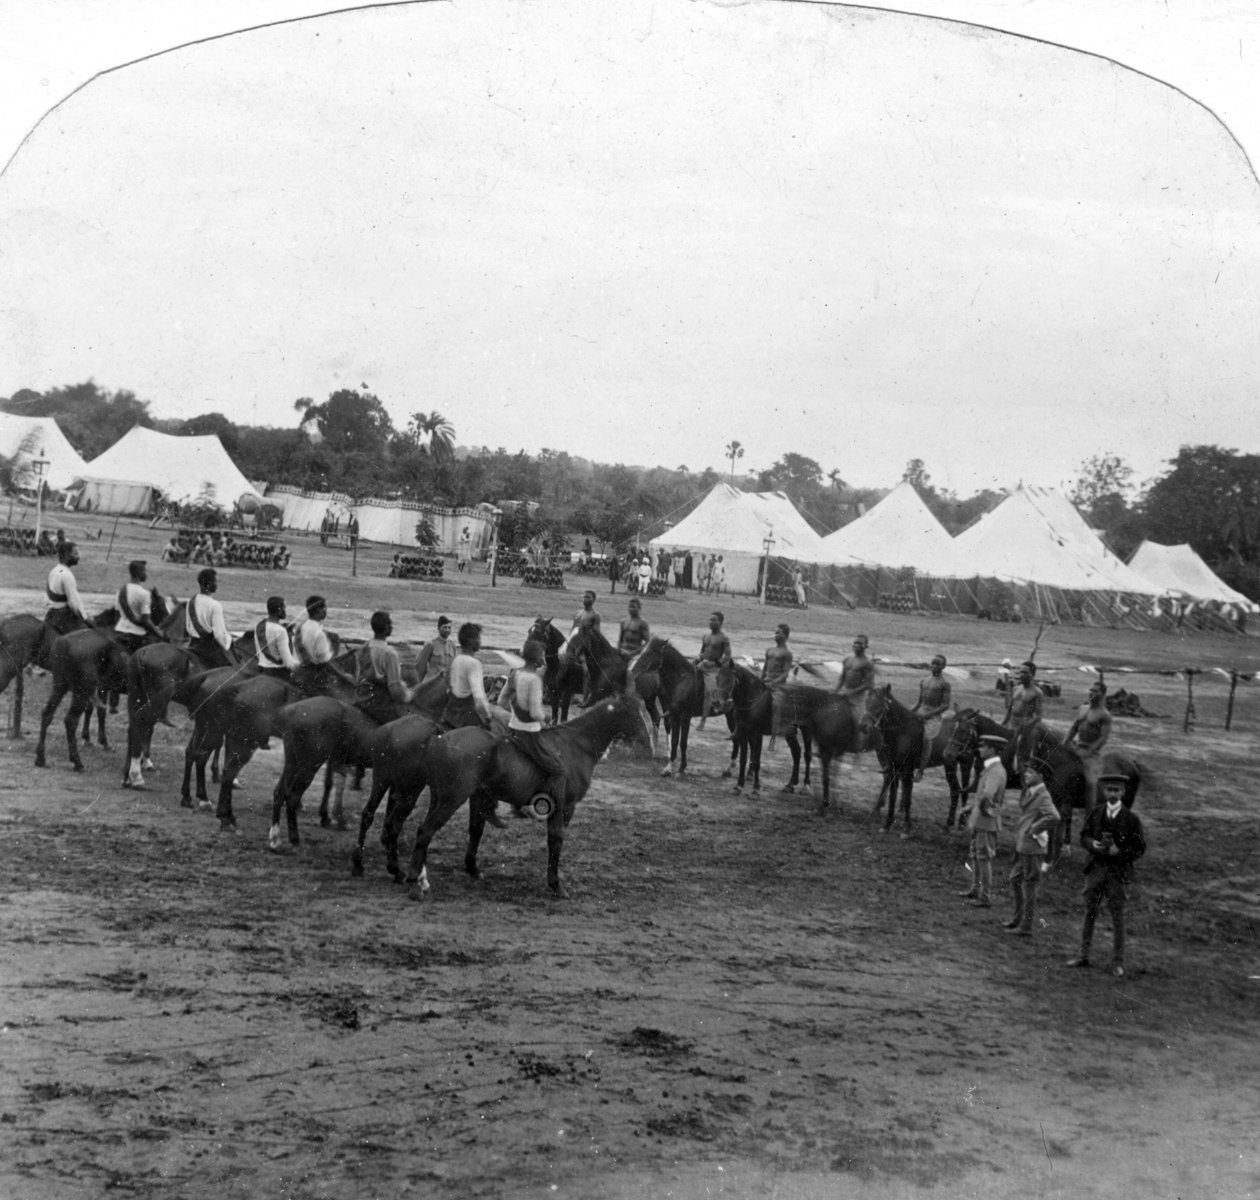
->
[695,611,732,731]
[355,610,422,725]
[832,634,874,715]
[1064,681,1113,809]
[617,597,651,663]
[292,594,355,695]
[568,591,602,705]
[911,653,956,781]
[114,559,167,655]
[255,595,299,682]
[43,540,90,642]
[440,622,494,730]
[1004,662,1044,775]
[186,568,236,671]
[496,639,566,825]
[761,622,794,750]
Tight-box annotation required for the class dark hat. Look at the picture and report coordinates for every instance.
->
[129,559,146,572]
[1023,767,1045,784]
[1098,773,1129,786]
[978,735,1006,747]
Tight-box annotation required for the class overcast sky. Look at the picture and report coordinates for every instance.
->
[2,0,1258,498]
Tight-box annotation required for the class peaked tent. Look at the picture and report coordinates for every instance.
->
[0,413,91,491]
[82,427,261,512]
[648,484,829,594]
[1128,541,1258,613]
[953,485,1162,624]
[816,481,973,611]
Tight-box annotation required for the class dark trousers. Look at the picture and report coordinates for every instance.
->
[1008,852,1044,932]
[508,730,566,799]
[188,637,235,671]
[441,694,482,730]
[1081,865,1128,966]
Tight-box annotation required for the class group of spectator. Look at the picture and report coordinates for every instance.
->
[161,529,291,570]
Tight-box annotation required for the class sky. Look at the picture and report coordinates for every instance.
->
[1,0,1258,499]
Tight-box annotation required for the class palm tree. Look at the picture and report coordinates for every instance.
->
[827,468,844,491]
[408,411,456,462]
[725,439,744,483]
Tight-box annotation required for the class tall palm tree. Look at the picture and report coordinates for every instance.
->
[408,411,456,462]
[827,468,844,491]
[725,439,744,483]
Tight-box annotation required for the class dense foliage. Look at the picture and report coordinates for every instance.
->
[2,382,1256,599]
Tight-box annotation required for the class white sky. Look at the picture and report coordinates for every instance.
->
[2,0,1258,498]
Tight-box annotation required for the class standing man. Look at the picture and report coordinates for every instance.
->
[957,735,1007,907]
[791,564,807,608]
[568,589,602,705]
[1003,662,1044,773]
[45,540,89,638]
[185,568,235,669]
[682,550,694,591]
[617,596,651,663]
[293,594,355,694]
[1064,682,1113,812]
[607,551,620,594]
[441,622,494,729]
[695,611,733,731]
[711,555,726,595]
[356,611,421,725]
[255,596,299,681]
[911,654,955,781]
[636,556,653,595]
[673,551,686,591]
[761,623,794,751]
[414,615,456,684]
[833,635,875,712]
[457,525,472,573]
[1002,767,1060,938]
[114,560,167,654]
[1067,773,1146,978]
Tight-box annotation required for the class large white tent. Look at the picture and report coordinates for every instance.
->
[953,485,1162,622]
[0,413,90,491]
[649,484,828,594]
[821,481,967,577]
[1128,541,1258,613]
[82,427,261,511]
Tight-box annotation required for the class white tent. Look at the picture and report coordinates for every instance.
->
[648,484,829,594]
[953,486,1162,622]
[83,427,261,510]
[1128,541,1258,612]
[821,481,967,576]
[0,413,91,491]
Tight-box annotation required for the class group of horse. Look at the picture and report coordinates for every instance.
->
[0,599,656,899]
[533,620,1142,859]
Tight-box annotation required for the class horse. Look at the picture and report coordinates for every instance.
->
[1,601,138,738]
[402,693,654,900]
[630,637,726,777]
[525,617,584,723]
[863,684,926,836]
[565,623,629,708]
[772,678,869,813]
[267,673,450,849]
[350,713,446,880]
[715,662,771,795]
[32,591,175,772]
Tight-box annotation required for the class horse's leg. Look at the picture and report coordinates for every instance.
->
[80,702,92,744]
[546,795,571,898]
[322,761,351,831]
[63,693,87,771]
[900,769,914,837]
[749,734,762,796]
[817,750,833,813]
[210,745,221,785]
[660,713,680,777]
[351,764,365,792]
[10,666,24,738]
[405,789,467,899]
[943,757,960,829]
[353,772,393,877]
[783,732,800,792]
[677,717,690,776]
[801,729,814,796]
[95,699,109,749]
[216,738,255,830]
[123,709,153,788]
[180,723,202,808]
[881,767,897,832]
[465,790,489,879]
[34,681,68,769]
[381,782,423,881]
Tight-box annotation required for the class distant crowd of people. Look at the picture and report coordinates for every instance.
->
[603,547,729,595]
[161,529,291,570]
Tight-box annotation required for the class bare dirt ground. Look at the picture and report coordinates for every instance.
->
[1,514,1258,1199]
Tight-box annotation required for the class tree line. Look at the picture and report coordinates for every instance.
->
[2,381,1257,600]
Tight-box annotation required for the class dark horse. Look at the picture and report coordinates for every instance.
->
[565,623,629,708]
[630,637,722,777]
[863,684,926,836]
[267,673,450,850]
[402,693,653,900]
[32,590,174,771]
[525,617,585,723]
[772,677,869,813]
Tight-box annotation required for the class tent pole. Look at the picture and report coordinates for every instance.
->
[105,512,122,562]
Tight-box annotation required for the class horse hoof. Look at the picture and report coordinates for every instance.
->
[335,818,348,832]
[34,757,46,769]
[720,768,733,779]
[731,785,742,795]
[351,857,364,878]
[141,759,156,772]
[750,787,760,798]
[267,826,282,851]
[659,767,673,778]
[320,814,331,829]
[219,820,240,835]
[73,762,85,773]
[550,883,569,900]
[198,800,212,812]
[779,785,795,795]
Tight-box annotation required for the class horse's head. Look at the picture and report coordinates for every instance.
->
[630,636,665,677]
[604,693,655,755]
[149,587,171,626]
[527,616,556,648]
[864,683,893,725]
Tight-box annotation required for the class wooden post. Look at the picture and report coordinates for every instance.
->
[1225,670,1239,731]
[1183,669,1197,733]
[104,511,122,562]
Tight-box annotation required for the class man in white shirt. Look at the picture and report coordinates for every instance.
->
[292,594,355,695]
[185,568,235,669]
[491,638,566,826]
[114,560,167,654]
[440,622,493,729]
[255,596,299,681]
[45,541,89,637]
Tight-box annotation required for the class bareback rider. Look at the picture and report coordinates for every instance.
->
[440,622,493,730]
[292,594,355,695]
[255,596,299,682]
[1003,662,1044,775]
[617,596,651,663]
[1064,681,1113,810]
[42,542,90,660]
[911,653,956,781]
[695,611,732,731]
[761,622,794,751]
[355,611,421,725]
[113,559,167,655]
[568,590,602,706]
[833,634,875,713]
[185,568,236,670]
[491,639,567,827]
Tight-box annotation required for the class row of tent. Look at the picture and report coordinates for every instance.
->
[648,481,1256,623]
[0,414,259,514]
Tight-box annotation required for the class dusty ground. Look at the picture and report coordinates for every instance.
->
[1,514,1258,1198]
